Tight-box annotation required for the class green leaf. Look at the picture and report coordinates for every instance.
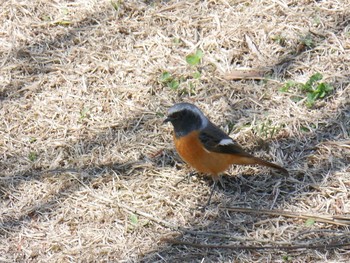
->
[173,37,181,45]
[168,79,180,90]
[279,86,289,92]
[186,50,203,66]
[280,80,298,92]
[156,112,164,117]
[130,214,138,225]
[111,0,120,11]
[62,8,69,15]
[306,93,316,107]
[307,92,318,102]
[305,218,315,227]
[195,49,203,59]
[282,255,292,261]
[193,71,201,79]
[291,96,303,103]
[42,15,51,21]
[324,83,333,92]
[186,55,200,66]
[159,71,172,83]
[316,83,333,98]
[301,35,314,48]
[80,107,90,119]
[28,152,38,162]
[300,82,313,92]
[285,74,332,107]
[29,137,37,143]
[272,35,286,46]
[308,72,323,84]
[300,126,310,132]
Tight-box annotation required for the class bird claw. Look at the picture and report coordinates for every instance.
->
[174,172,196,187]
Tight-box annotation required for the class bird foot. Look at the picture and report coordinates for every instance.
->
[174,172,196,187]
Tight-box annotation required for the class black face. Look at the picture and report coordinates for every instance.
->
[164,110,185,124]
[164,109,202,137]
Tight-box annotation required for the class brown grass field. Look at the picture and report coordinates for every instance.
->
[1,0,349,262]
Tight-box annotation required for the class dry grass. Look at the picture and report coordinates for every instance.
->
[1,0,349,262]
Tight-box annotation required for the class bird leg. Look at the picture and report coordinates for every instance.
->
[203,174,225,208]
[174,171,196,187]
[205,180,218,207]
[217,175,225,189]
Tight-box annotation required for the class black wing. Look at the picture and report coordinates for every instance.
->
[199,122,289,174]
[199,122,250,156]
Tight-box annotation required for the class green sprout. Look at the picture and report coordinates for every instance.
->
[28,152,38,162]
[159,71,180,90]
[186,50,203,66]
[280,73,333,107]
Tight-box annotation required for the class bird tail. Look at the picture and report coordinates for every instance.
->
[231,155,289,175]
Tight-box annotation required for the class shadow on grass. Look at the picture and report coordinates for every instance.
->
[136,8,350,260]
[138,102,349,262]
[0,1,155,101]
[1,1,349,262]
[0,110,157,235]
[0,1,171,239]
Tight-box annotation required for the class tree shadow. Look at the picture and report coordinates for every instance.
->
[1,1,157,101]
[0,110,159,235]
[268,10,350,79]
[0,1,175,241]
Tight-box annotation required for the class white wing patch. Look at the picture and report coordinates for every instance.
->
[218,138,234,146]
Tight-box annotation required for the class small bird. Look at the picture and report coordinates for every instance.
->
[164,102,288,205]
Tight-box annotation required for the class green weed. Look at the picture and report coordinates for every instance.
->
[80,107,90,120]
[192,71,201,79]
[300,34,314,49]
[111,0,122,11]
[280,73,333,107]
[186,49,203,66]
[159,71,180,90]
[282,255,292,261]
[172,37,181,45]
[159,49,204,94]
[29,137,37,143]
[271,35,286,46]
[129,214,138,225]
[305,218,316,227]
[256,119,282,139]
[28,152,38,162]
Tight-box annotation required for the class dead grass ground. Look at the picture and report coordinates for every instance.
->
[0,0,349,262]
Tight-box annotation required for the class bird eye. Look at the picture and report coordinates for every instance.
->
[171,112,182,119]
[168,110,186,121]
[171,112,181,119]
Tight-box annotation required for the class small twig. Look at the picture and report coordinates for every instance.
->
[221,206,350,226]
[162,238,350,251]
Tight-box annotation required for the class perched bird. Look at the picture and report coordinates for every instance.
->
[164,102,288,205]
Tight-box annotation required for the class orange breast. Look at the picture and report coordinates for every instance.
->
[174,131,235,176]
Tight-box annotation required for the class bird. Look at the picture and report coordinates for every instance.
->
[164,102,288,206]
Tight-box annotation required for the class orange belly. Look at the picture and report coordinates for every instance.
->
[174,131,235,176]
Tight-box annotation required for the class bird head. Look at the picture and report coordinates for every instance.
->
[164,103,208,137]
